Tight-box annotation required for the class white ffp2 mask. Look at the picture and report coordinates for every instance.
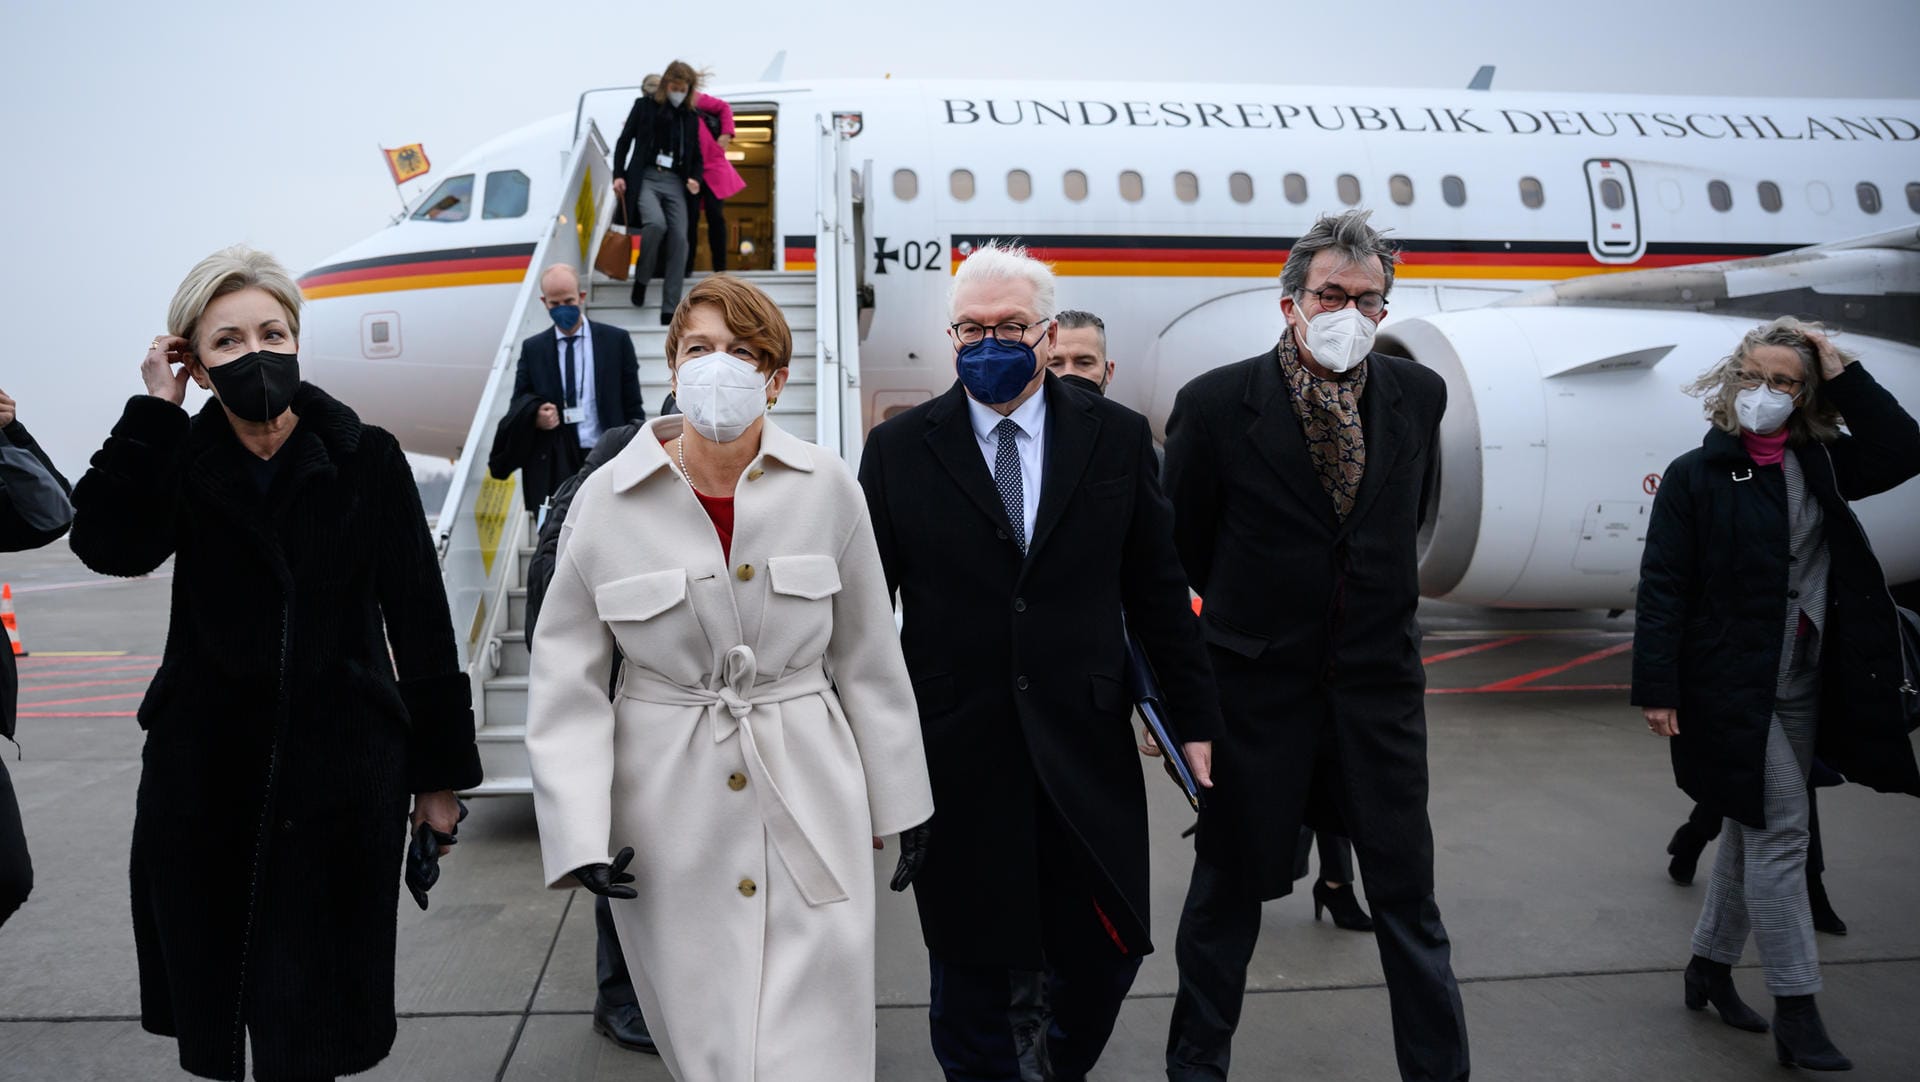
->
[1300,306,1378,374]
[677,354,771,443]
[1734,385,1796,435]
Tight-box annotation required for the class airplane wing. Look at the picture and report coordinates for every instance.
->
[1497,223,1920,347]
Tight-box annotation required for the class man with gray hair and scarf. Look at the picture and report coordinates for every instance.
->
[1161,210,1469,1080]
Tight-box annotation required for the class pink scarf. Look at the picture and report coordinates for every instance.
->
[1741,426,1790,466]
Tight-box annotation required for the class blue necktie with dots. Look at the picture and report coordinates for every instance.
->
[994,417,1026,553]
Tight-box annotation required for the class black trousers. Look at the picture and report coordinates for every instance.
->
[1168,853,1469,1081]
[928,803,1143,1082]
[682,186,728,274]
[0,755,30,928]
[1293,829,1355,885]
[594,893,637,1008]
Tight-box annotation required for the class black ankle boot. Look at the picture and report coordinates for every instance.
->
[1311,880,1374,931]
[1683,955,1768,1032]
[1667,822,1713,885]
[1774,994,1851,1071]
[630,281,648,308]
[1808,872,1848,936]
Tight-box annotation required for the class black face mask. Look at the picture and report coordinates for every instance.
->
[206,350,300,423]
[1057,373,1106,397]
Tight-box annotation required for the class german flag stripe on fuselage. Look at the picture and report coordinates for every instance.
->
[784,235,817,271]
[949,234,1797,280]
[298,243,537,299]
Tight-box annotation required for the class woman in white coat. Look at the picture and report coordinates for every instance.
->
[527,274,934,1081]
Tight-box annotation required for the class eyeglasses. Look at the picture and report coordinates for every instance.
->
[949,318,1050,346]
[1731,369,1806,394]
[1300,285,1387,316]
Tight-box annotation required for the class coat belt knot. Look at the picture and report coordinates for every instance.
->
[622,646,849,906]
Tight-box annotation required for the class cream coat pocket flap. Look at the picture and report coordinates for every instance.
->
[767,554,843,600]
[594,568,688,622]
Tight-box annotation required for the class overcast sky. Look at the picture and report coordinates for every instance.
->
[3,0,1916,476]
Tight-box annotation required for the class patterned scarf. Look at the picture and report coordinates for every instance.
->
[1278,328,1367,520]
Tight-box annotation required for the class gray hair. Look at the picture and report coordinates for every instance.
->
[1053,309,1106,356]
[167,244,303,347]
[1684,316,1849,443]
[948,241,1056,322]
[1278,209,1399,300]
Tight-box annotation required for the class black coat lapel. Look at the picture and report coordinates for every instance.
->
[1027,374,1099,560]
[923,383,1021,545]
[1242,348,1341,534]
[1340,354,1408,536]
[591,322,620,425]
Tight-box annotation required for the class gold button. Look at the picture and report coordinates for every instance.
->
[738,878,757,897]
[728,772,747,791]
[736,564,754,581]
[747,468,765,481]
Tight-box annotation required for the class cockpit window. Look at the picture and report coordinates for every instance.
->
[411,174,474,222]
[483,170,531,219]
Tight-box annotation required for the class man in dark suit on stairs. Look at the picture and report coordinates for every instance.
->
[859,242,1222,1082]
[1161,210,1469,1081]
[508,264,644,511]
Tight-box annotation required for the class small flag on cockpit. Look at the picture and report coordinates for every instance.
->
[383,144,431,185]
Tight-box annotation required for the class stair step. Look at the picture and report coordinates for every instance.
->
[475,738,531,793]
[506,588,527,629]
[496,629,529,676]
[589,272,815,310]
[463,775,533,797]
[484,674,527,722]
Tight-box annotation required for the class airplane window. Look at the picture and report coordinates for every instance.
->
[410,174,474,222]
[1599,178,1626,211]
[482,170,530,219]
[1008,169,1032,202]
[950,169,975,201]
[1063,169,1088,201]
[1336,174,1360,206]
[1757,181,1782,213]
[1229,172,1254,204]
[1175,171,1199,203]
[1856,182,1882,214]
[1441,175,1466,207]
[1284,173,1308,204]
[1707,180,1732,212]
[1908,182,1920,214]
[1119,170,1144,202]
[1519,176,1544,209]
[892,169,918,201]
[1389,175,1413,206]
[1806,181,1832,214]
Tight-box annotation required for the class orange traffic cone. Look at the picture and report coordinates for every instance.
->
[2,583,25,657]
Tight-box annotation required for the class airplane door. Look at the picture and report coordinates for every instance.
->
[1583,158,1644,263]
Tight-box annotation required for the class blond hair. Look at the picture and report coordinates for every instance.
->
[1685,316,1849,444]
[167,245,303,349]
[655,60,701,103]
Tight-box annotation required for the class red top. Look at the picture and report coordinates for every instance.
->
[1741,426,1790,466]
[663,437,737,560]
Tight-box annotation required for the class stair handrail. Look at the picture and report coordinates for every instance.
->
[813,113,866,464]
[433,121,616,682]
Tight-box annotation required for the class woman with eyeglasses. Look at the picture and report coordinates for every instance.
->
[1633,316,1920,1073]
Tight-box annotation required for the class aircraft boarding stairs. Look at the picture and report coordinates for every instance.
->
[431,114,869,795]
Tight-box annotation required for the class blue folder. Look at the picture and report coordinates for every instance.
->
[1123,627,1204,811]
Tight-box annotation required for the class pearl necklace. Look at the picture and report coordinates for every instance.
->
[675,434,698,494]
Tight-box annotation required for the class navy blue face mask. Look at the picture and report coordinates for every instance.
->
[547,304,582,331]
[956,332,1043,405]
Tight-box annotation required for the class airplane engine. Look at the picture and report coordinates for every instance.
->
[1140,296,1920,611]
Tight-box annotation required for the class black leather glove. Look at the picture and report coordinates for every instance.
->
[889,822,931,892]
[404,799,469,911]
[572,846,638,899]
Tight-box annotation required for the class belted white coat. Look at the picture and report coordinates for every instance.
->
[526,415,934,1082]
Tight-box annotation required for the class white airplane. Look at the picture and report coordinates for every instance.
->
[297,74,1920,611]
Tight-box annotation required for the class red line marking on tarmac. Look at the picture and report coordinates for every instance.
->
[15,711,137,718]
[9,574,172,594]
[15,691,145,708]
[1476,641,1635,692]
[16,674,155,693]
[14,655,161,671]
[1427,683,1632,695]
[1421,635,1532,665]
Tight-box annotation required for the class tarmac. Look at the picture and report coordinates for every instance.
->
[3,544,1918,1081]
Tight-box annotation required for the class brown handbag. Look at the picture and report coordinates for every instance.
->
[594,228,634,280]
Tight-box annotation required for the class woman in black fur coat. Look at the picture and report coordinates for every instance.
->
[69,245,481,1082]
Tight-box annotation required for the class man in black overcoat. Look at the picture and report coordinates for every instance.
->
[859,243,1222,1082]
[508,264,644,511]
[1161,211,1470,1081]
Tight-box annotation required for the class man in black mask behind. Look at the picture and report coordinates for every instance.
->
[1046,310,1114,397]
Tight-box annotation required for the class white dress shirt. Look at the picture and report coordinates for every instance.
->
[556,318,600,448]
[966,388,1046,543]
